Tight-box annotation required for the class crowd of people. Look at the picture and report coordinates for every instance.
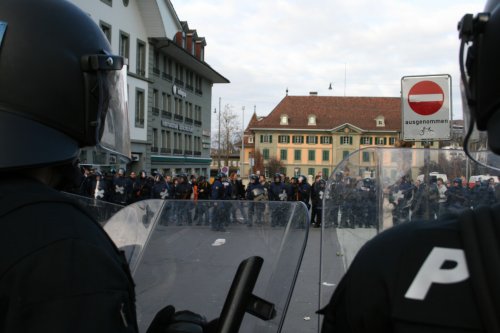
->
[388,175,499,225]
[73,167,330,228]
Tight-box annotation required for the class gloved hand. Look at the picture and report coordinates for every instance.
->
[146,305,213,333]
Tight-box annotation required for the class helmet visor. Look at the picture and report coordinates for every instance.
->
[96,66,130,162]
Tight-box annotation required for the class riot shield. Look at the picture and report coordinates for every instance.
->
[319,147,500,317]
[101,199,309,333]
[61,192,124,225]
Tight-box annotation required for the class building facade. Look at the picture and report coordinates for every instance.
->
[241,93,439,179]
[69,0,228,176]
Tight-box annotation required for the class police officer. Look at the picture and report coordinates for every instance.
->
[321,4,500,331]
[112,168,130,205]
[311,175,326,228]
[269,173,288,226]
[90,170,109,201]
[151,173,170,200]
[246,174,265,226]
[0,1,213,331]
[210,173,226,231]
[297,175,312,210]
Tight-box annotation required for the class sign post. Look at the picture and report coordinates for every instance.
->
[401,75,452,141]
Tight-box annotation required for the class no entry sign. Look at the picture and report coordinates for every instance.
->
[401,75,451,141]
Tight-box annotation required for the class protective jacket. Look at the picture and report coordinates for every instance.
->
[320,206,500,332]
[0,177,138,332]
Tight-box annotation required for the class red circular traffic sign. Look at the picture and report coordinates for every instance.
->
[408,80,444,116]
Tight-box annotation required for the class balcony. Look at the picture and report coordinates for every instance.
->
[151,146,159,153]
[152,107,160,116]
[162,72,172,81]
[174,79,184,86]
[185,150,193,155]
[162,110,172,118]
[173,149,183,155]
[174,114,183,121]
[194,151,202,156]
[160,147,171,154]
[185,117,193,124]
[194,120,202,126]
[153,67,160,75]
[195,88,203,95]
[186,84,194,91]
[137,69,146,77]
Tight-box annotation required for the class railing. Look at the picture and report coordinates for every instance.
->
[160,147,171,154]
[194,151,202,156]
[174,114,184,121]
[162,72,172,81]
[195,88,202,95]
[194,120,202,126]
[162,110,172,118]
[173,149,183,155]
[185,117,193,124]
[152,107,160,116]
[153,67,160,75]
[186,84,194,91]
[184,150,193,155]
[151,146,159,153]
[174,79,184,86]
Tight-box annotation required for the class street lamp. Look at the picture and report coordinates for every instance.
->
[214,97,221,170]
[241,106,245,177]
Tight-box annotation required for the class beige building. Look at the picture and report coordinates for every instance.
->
[241,93,439,179]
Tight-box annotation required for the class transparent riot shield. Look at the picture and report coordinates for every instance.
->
[61,192,124,225]
[100,199,309,333]
[319,147,500,320]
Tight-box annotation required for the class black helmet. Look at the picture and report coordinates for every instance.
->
[0,0,129,170]
[214,173,223,181]
[458,1,500,165]
[249,174,259,183]
[274,173,281,183]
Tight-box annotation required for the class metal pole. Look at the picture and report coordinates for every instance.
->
[242,106,245,177]
[218,97,221,170]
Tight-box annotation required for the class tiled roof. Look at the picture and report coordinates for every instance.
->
[249,95,401,131]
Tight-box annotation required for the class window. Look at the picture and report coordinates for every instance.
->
[280,149,287,160]
[294,150,302,161]
[135,89,144,127]
[119,31,129,60]
[280,115,289,125]
[308,168,315,176]
[248,136,254,144]
[263,149,270,160]
[376,116,385,127]
[306,136,318,144]
[162,130,170,149]
[375,137,387,145]
[389,137,396,145]
[260,134,272,143]
[322,150,329,161]
[278,135,290,143]
[320,136,332,144]
[153,50,160,74]
[292,135,304,144]
[360,136,373,145]
[99,21,112,43]
[136,40,146,76]
[322,168,329,179]
[362,151,370,162]
[340,136,353,145]
[152,128,158,148]
[308,115,317,126]
[343,150,350,159]
[308,150,315,161]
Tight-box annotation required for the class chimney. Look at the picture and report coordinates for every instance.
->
[309,91,318,96]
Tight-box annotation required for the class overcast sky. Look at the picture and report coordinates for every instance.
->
[170,0,485,130]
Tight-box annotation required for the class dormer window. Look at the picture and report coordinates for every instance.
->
[280,114,289,125]
[375,116,385,127]
[308,115,317,126]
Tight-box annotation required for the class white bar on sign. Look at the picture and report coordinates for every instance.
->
[409,94,443,102]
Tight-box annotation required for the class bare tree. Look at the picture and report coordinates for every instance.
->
[213,104,241,168]
[266,157,285,176]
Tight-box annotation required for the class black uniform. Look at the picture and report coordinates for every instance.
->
[0,177,137,332]
[320,211,491,332]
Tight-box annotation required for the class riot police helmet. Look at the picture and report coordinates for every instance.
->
[274,173,281,183]
[214,173,223,181]
[458,0,500,168]
[249,174,259,183]
[298,175,308,183]
[0,0,130,170]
